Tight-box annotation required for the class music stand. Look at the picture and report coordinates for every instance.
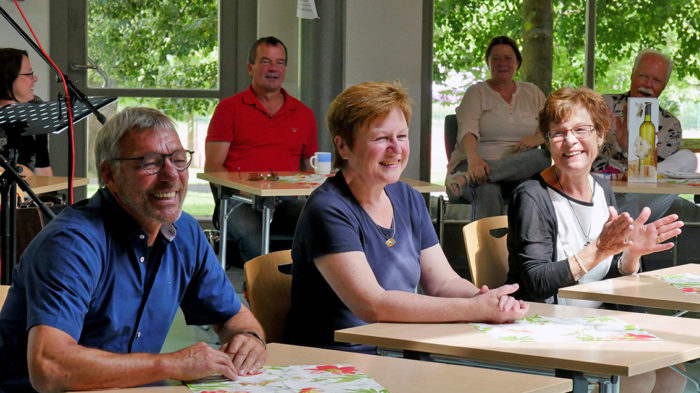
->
[0,97,116,284]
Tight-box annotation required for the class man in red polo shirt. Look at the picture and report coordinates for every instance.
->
[205,36,317,264]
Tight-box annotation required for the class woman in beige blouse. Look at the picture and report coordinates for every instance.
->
[445,36,550,219]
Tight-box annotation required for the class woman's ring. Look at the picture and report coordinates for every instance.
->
[657,235,662,244]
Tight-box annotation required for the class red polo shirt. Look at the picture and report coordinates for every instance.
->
[206,86,318,171]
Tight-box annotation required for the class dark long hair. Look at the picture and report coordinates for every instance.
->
[0,48,28,101]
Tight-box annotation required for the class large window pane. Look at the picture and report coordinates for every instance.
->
[595,1,700,138]
[86,98,217,218]
[86,0,219,90]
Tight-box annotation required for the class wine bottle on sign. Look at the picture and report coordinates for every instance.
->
[639,102,656,166]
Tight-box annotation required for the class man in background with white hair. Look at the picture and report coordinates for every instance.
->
[593,49,696,222]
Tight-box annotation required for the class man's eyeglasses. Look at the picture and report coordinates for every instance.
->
[114,149,194,175]
[18,71,35,78]
[547,125,595,142]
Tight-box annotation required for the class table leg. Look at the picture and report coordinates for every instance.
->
[219,197,228,271]
[555,369,589,393]
[261,202,272,255]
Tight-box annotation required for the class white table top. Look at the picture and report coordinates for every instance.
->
[559,263,700,312]
[335,302,700,377]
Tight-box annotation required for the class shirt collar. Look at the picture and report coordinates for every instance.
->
[97,188,177,242]
[241,85,294,115]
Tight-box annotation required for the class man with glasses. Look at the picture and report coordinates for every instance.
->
[0,107,267,392]
[593,49,696,222]
[205,36,317,265]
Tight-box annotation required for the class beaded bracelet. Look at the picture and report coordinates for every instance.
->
[572,253,588,274]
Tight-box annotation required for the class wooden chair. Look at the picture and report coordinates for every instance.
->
[0,285,9,308]
[243,249,292,343]
[462,215,509,288]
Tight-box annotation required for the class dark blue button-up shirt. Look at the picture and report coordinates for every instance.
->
[0,188,241,381]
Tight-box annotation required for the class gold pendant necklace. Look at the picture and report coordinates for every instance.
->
[376,217,397,248]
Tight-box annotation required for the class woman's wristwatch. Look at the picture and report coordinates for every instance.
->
[241,330,267,348]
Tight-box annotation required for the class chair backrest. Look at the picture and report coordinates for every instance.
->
[444,114,458,160]
[0,285,9,308]
[243,249,292,343]
[462,215,509,288]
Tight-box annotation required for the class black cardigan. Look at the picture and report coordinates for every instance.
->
[506,174,623,302]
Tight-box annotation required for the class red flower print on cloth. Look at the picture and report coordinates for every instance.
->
[305,365,358,375]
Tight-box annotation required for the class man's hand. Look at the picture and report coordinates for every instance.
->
[612,105,628,151]
[220,332,268,376]
[166,341,240,381]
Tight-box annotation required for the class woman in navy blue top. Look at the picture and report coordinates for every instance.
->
[287,81,529,351]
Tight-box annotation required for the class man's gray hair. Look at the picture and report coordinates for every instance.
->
[633,49,673,83]
[94,107,177,187]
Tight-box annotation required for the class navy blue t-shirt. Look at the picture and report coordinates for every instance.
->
[287,171,438,350]
[0,189,241,385]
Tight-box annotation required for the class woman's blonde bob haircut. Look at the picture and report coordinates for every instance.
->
[326,81,412,168]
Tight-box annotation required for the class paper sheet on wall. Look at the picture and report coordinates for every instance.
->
[470,315,661,343]
[659,273,700,294]
[297,0,319,19]
[186,364,389,393]
[278,173,332,186]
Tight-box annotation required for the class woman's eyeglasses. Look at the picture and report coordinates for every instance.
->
[547,125,595,142]
[19,71,35,78]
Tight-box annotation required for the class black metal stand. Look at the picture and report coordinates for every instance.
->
[0,122,55,285]
[0,4,111,203]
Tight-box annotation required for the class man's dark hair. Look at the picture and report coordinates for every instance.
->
[0,48,29,101]
[247,36,287,65]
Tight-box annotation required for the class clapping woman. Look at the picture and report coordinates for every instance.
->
[507,86,686,393]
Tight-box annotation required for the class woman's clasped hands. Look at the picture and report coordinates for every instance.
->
[472,283,529,323]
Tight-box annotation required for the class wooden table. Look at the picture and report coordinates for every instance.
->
[610,179,699,195]
[25,176,90,195]
[77,343,571,393]
[198,171,444,266]
[335,302,700,393]
[559,264,700,315]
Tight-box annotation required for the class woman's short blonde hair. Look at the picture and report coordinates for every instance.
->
[326,81,412,168]
[538,86,611,143]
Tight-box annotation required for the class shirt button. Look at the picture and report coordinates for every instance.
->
[139,235,145,240]
[139,256,145,263]
[137,331,141,338]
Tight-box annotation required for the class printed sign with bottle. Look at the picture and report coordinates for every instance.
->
[627,97,658,183]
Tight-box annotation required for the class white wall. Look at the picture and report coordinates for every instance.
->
[344,0,424,178]
[0,1,51,100]
[257,0,300,97]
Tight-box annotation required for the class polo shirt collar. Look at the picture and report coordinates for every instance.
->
[242,85,296,116]
[97,188,177,242]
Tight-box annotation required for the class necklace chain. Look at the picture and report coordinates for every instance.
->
[374,216,397,248]
[554,168,592,245]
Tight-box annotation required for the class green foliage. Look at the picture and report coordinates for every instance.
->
[86,0,219,120]
[434,0,700,115]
